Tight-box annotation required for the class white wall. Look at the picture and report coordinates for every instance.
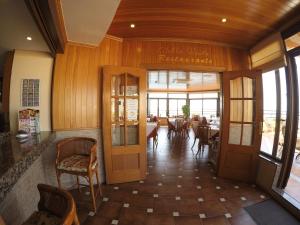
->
[9,50,53,133]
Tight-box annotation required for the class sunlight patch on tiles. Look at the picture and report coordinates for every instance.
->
[173,211,180,217]
[111,219,119,225]
[199,213,206,219]
[147,208,153,213]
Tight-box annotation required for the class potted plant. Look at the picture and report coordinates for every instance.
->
[182,105,190,120]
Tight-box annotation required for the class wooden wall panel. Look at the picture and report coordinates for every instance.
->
[52,36,248,130]
[52,37,123,130]
[121,39,249,71]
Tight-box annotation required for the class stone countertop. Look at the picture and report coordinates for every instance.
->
[0,132,56,202]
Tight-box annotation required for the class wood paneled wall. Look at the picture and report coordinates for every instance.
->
[122,39,249,71]
[52,37,123,130]
[52,36,249,130]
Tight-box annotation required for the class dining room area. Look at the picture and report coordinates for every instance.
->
[146,70,221,169]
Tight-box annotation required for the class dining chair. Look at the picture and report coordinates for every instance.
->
[196,125,212,155]
[167,118,176,138]
[191,121,200,149]
[22,184,79,225]
[56,137,102,213]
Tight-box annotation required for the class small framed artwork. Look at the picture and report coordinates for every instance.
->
[21,79,40,107]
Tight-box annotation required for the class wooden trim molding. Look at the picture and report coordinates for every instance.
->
[105,35,124,42]
[2,51,14,114]
[25,0,66,55]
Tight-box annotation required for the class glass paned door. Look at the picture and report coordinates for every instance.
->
[103,66,147,184]
[219,70,262,182]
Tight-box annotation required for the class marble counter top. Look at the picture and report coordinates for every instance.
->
[0,132,56,202]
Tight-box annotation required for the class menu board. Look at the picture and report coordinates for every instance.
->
[18,109,40,134]
[126,99,138,121]
[22,79,40,107]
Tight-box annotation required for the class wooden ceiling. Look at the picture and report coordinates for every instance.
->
[107,0,300,49]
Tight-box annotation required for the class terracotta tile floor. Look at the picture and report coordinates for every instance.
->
[76,127,269,225]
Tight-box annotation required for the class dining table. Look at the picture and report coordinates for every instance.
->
[191,121,219,138]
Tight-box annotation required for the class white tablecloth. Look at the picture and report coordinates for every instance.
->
[147,122,157,137]
[191,121,219,137]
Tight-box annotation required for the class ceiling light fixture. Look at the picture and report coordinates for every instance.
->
[222,18,227,23]
[26,36,32,41]
[130,24,135,28]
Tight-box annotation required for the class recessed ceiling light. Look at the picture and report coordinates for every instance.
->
[26,36,32,41]
[222,18,227,23]
[130,24,135,28]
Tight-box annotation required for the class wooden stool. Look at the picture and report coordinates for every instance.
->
[55,137,102,213]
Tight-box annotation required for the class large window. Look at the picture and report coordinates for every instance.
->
[260,67,287,160]
[148,70,220,91]
[147,92,219,118]
[190,93,218,118]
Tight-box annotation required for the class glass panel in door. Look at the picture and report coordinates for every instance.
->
[126,74,139,145]
[228,77,255,146]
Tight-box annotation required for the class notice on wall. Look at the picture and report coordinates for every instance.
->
[22,79,40,107]
[126,99,138,121]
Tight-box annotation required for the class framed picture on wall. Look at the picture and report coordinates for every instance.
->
[21,79,40,107]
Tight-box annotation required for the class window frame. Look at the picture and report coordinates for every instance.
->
[260,68,288,162]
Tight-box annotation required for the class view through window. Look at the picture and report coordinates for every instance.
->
[260,67,287,159]
[147,92,219,118]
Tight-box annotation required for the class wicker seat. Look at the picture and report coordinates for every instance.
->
[22,184,79,225]
[55,137,102,213]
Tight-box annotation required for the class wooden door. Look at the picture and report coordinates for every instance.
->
[102,66,147,184]
[218,70,262,182]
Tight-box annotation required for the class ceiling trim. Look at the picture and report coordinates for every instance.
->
[105,34,123,42]
[67,41,98,49]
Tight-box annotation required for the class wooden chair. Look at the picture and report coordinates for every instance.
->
[167,118,176,138]
[22,183,79,225]
[191,121,200,149]
[196,125,212,155]
[56,137,102,213]
[147,125,158,149]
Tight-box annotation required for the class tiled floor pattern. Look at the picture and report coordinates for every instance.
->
[79,127,269,225]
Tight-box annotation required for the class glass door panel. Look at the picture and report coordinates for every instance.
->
[228,77,255,146]
[229,123,242,145]
[242,124,253,146]
[112,125,125,146]
[243,77,255,98]
[230,78,243,98]
[126,74,139,96]
[244,100,254,122]
[112,74,125,96]
[230,100,243,122]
